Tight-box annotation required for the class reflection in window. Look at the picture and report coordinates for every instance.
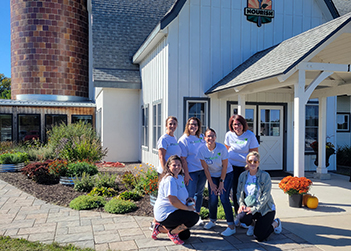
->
[337,113,350,132]
[260,109,280,136]
[45,115,67,141]
[187,100,208,134]
[232,108,254,132]
[142,105,149,147]
[153,102,161,149]
[18,114,40,142]
[305,104,318,152]
[72,115,92,124]
[0,114,12,142]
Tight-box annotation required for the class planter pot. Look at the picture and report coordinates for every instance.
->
[150,194,157,207]
[289,194,303,208]
[60,176,81,186]
[0,163,25,173]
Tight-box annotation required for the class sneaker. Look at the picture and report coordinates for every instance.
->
[168,231,184,245]
[221,227,236,236]
[240,223,249,229]
[151,223,160,240]
[274,218,282,234]
[246,225,255,236]
[204,221,216,230]
[149,221,155,231]
[196,218,204,226]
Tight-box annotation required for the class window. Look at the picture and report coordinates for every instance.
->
[45,115,67,141]
[142,105,149,148]
[0,114,12,142]
[18,114,40,142]
[185,98,210,134]
[153,101,161,149]
[72,115,92,124]
[305,104,318,152]
[337,113,350,132]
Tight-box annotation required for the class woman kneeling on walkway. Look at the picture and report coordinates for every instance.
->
[152,155,199,245]
[236,151,282,241]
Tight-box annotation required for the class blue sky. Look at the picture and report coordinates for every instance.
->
[0,1,11,78]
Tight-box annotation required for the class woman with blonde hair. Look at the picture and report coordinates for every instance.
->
[236,151,282,241]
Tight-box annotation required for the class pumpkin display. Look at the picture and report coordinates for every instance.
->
[302,194,311,206]
[306,195,319,209]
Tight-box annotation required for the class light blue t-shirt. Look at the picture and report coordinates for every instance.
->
[224,130,259,167]
[157,133,182,173]
[154,175,188,222]
[197,143,232,177]
[178,134,205,173]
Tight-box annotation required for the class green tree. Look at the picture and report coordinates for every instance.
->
[0,73,11,99]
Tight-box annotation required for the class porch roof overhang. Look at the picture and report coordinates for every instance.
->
[205,12,351,97]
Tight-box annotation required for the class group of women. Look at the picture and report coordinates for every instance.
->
[152,115,282,245]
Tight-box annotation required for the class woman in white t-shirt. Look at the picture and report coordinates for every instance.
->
[178,117,206,214]
[224,114,259,214]
[157,116,182,174]
[152,155,199,245]
[198,128,236,237]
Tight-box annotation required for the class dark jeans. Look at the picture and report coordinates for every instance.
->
[237,211,276,242]
[232,165,245,213]
[159,209,199,230]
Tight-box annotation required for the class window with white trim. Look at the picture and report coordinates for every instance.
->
[305,103,318,152]
[153,101,161,149]
[185,99,209,134]
[142,105,149,148]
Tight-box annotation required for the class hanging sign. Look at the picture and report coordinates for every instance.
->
[244,0,274,27]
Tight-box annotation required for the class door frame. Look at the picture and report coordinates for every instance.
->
[227,101,287,171]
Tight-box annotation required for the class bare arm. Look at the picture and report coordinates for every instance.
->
[225,144,230,150]
[168,195,194,211]
[158,148,167,172]
[217,159,228,194]
[180,156,192,185]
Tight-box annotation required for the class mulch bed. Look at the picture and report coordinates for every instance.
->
[0,163,154,217]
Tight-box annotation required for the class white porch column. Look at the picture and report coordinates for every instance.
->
[238,94,246,117]
[294,70,306,177]
[315,97,331,179]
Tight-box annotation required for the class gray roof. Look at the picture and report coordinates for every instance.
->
[92,0,177,88]
[206,12,351,94]
[333,0,351,16]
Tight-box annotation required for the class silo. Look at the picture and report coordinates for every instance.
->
[10,0,89,101]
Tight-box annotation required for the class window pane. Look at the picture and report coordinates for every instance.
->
[72,115,92,124]
[305,105,318,151]
[260,109,280,136]
[188,101,207,133]
[18,114,40,142]
[337,114,349,130]
[45,115,67,141]
[246,109,254,132]
[0,114,12,142]
[153,106,157,148]
[145,107,149,147]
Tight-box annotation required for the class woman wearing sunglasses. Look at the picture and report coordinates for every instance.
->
[236,151,282,241]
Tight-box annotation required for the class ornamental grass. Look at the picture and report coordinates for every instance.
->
[278,176,312,196]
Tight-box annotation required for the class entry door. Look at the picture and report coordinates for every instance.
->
[230,104,283,170]
[258,106,283,170]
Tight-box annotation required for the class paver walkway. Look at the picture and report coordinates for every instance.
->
[0,178,326,251]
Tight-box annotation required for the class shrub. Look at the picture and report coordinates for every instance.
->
[73,173,95,192]
[118,190,142,201]
[135,167,158,195]
[21,160,58,184]
[47,121,108,162]
[199,207,209,219]
[66,161,98,177]
[203,187,209,197]
[217,202,226,220]
[337,145,351,166]
[69,195,106,210]
[20,138,55,161]
[104,198,137,214]
[0,152,29,164]
[48,159,69,177]
[87,187,117,197]
[120,171,137,190]
[95,172,118,190]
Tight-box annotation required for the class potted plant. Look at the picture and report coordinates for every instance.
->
[0,151,29,172]
[310,141,335,167]
[279,176,312,208]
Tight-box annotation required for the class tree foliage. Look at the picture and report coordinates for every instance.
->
[0,73,11,99]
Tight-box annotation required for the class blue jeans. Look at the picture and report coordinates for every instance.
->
[208,171,234,225]
[186,170,207,213]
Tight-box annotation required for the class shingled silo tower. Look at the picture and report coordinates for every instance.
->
[10,0,89,101]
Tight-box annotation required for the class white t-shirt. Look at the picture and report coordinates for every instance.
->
[245,174,257,197]
[197,143,233,177]
[154,175,188,222]
[178,134,205,173]
[157,133,182,173]
[224,130,259,167]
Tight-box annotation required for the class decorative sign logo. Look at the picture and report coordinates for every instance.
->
[244,0,274,27]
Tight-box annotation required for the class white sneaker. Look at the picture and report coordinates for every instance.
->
[204,221,216,230]
[149,222,155,231]
[246,225,255,236]
[221,227,236,236]
[274,218,282,234]
[196,218,204,226]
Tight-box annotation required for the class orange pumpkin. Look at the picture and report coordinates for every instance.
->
[302,194,311,206]
[306,195,319,209]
